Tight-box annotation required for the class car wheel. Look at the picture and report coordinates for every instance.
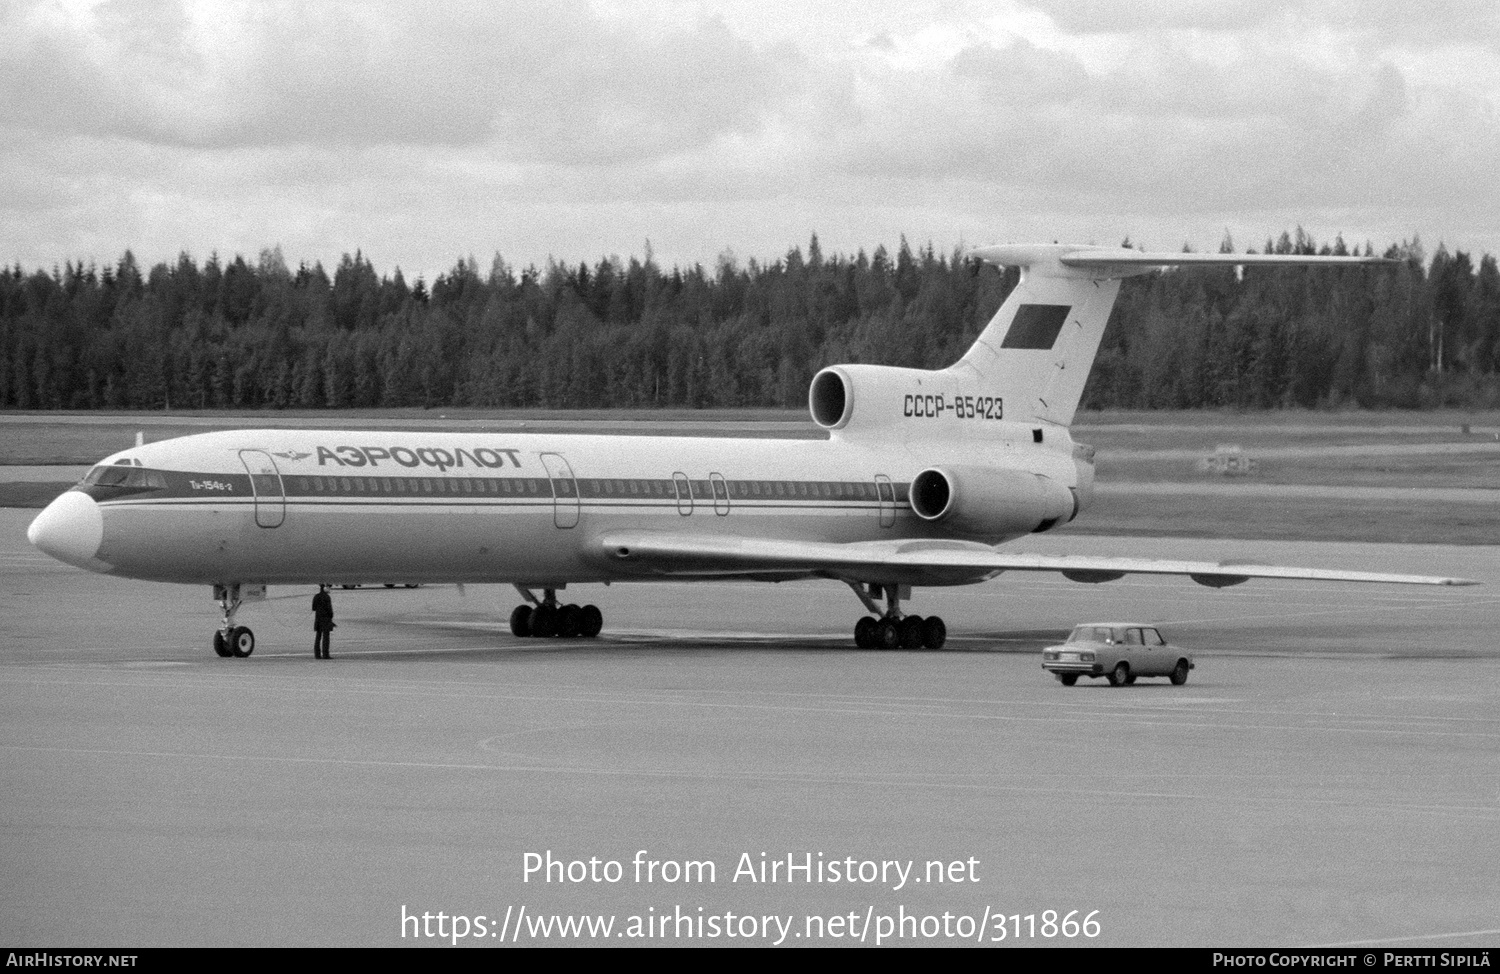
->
[1057,673,1078,686]
[1108,662,1129,687]
[1170,659,1190,685]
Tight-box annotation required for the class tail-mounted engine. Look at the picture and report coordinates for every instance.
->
[909,465,1078,540]
[810,364,1009,438]
[811,364,932,433]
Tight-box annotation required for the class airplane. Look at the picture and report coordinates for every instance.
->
[26,243,1478,657]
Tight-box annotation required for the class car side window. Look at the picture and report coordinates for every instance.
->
[1145,628,1165,646]
[1125,629,1142,645]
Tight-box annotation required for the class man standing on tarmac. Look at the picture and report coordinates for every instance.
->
[312,584,334,659]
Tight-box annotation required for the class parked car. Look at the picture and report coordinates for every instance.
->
[1042,623,1194,687]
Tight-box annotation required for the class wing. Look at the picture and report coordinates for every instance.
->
[596,532,1479,588]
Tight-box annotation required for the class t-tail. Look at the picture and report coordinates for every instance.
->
[809,243,1392,436]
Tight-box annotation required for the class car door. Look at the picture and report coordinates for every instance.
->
[1122,626,1145,673]
[1142,627,1168,675]
[1098,626,1124,671]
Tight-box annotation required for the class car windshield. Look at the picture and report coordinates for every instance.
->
[1067,626,1115,645]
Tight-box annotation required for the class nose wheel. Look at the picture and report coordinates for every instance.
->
[848,583,946,649]
[509,587,603,639]
[211,584,255,658]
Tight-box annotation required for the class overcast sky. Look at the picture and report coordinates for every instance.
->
[4,0,1499,280]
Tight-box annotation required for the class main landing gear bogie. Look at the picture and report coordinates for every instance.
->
[853,614,946,650]
[510,588,603,639]
[211,584,255,659]
[848,583,947,650]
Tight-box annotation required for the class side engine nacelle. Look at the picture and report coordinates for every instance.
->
[909,465,1079,541]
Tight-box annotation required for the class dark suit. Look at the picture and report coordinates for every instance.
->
[312,589,334,658]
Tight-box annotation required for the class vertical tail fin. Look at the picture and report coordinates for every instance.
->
[953,244,1394,428]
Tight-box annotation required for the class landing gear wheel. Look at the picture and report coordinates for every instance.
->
[854,616,877,648]
[921,616,947,650]
[1108,662,1129,687]
[898,616,926,649]
[874,619,900,650]
[579,605,603,638]
[509,604,533,637]
[557,604,582,638]
[1170,659,1191,686]
[213,631,232,658]
[1056,673,1079,686]
[230,626,255,658]
[530,603,559,638]
[1124,674,1137,686]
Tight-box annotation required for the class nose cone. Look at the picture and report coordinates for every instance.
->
[28,490,109,573]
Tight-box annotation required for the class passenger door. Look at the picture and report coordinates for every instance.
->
[875,474,895,528]
[238,450,285,529]
[539,453,579,529]
[710,473,730,516]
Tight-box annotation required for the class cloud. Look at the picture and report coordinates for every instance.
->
[0,0,802,158]
[1026,0,1500,47]
[802,13,1498,227]
[0,0,1497,275]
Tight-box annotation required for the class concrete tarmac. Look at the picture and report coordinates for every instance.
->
[2,508,1498,948]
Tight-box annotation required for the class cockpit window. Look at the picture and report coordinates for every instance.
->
[82,464,165,490]
[85,465,133,486]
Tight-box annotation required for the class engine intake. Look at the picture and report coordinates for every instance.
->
[809,368,852,430]
[910,466,1077,540]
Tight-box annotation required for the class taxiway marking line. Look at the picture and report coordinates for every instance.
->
[1316,926,1500,947]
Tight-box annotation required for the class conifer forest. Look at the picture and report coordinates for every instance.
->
[3,230,1497,413]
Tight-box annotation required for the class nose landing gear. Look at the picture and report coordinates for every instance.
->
[212,584,255,658]
[509,586,603,639]
[848,582,946,650]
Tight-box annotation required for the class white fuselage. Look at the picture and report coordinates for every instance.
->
[52,424,1082,588]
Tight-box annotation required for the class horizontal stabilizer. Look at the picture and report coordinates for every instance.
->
[1061,250,1397,269]
[969,244,1395,278]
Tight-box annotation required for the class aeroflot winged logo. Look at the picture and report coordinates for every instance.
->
[271,450,311,462]
[311,444,525,471]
